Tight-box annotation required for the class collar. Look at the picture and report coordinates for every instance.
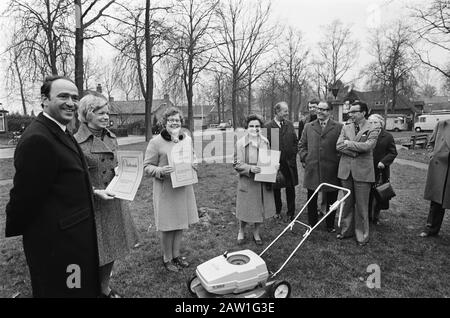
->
[74,122,116,143]
[242,133,270,147]
[42,111,66,132]
[274,118,282,128]
[161,128,186,142]
[319,118,330,126]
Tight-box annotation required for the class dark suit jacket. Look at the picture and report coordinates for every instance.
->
[298,119,343,191]
[5,113,99,298]
[298,114,317,140]
[265,119,299,187]
[373,129,397,182]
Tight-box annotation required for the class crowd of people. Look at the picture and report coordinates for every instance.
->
[4,75,449,297]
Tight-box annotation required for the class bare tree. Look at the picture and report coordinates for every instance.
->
[316,19,359,99]
[278,27,309,121]
[167,0,220,131]
[411,0,450,79]
[74,0,116,94]
[215,0,274,128]
[364,22,416,115]
[5,0,73,77]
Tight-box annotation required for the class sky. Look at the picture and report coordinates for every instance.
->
[0,0,445,113]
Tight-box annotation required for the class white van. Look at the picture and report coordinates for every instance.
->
[385,115,408,131]
[414,112,450,132]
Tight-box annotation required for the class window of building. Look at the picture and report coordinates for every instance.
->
[0,113,5,132]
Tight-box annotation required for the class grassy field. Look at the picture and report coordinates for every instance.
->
[0,141,449,298]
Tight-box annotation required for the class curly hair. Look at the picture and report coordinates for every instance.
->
[161,107,185,126]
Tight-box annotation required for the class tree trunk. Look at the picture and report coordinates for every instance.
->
[14,57,27,115]
[144,0,153,141]
[75,0,83,94]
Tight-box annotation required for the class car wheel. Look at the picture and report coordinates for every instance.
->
[415,127,421,132]
[270,280,291,298]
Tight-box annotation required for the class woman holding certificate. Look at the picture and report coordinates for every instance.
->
[75,91,139,298]
[234,114,276,246]
[144,107,199,273]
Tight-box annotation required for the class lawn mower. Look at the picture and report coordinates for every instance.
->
[187,183,351,298]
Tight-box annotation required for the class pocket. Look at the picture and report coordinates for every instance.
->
[59,208,90,230]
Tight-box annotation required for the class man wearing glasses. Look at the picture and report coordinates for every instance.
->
[336,101,380,246]
[298,101,343,232]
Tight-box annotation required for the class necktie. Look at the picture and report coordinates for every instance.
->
[320,121,326,130]
[354,124,360,136]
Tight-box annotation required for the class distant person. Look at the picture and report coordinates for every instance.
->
[5,75,100,297]
[265,101,299,222]
[144,107,199,272]
[298,101,343,232]
[234,114,276,246]
[298,99,318,140]
[336,101,380,246]
[420,118,450,237]
[367,114,398,225]
[74,91,140,298]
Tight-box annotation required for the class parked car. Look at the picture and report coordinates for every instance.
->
[414,111,450,132]
[218,122,232,130]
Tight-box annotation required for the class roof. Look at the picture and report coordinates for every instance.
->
[344,89,419,113]
[109,98,172,115]
[415,96,450,112]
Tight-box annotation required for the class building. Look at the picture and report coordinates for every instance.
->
[415,96,450,113]
[0,109,9,135]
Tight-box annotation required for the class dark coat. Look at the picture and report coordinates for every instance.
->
[265,119,299,188]
[5,113,99,298]
[424,119,450,209]
[371,129,397,210]
[298,114,317,140]
[298,119,343,191]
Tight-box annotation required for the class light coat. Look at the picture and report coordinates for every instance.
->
[298,119,343,191]
[234,135,276,223]
[336,120,379,183]
[74,123,139,266]
[143,131,199,231]
[424,119,450,209]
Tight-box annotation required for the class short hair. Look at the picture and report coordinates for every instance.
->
[161,107,185,126]
[245,114,264,128]
[368,113,385,127]
[274,101,288,114]
[308,99,319,105]
[318,101,332,110]
[40,75,76,108]
[78,90,108,123]
[352,100,369,117]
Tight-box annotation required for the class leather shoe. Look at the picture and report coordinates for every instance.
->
[419,231,432,238]
[358,242,368,247]
[273,214,282,220]
[100,289,122,298]
[254,237,263,246]
[173,256,190,268]
[163,259,179,272]
[327,228,336,233]
[336,234,345,239]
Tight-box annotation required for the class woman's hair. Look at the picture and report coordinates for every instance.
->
[368,113,385,127]
[78,90,108,123]
[245,114,264,128]
[161,107,185,126]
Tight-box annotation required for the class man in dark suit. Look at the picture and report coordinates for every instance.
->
[298,99,318,140]
[336,101,379,246]
[298,101,343,232]
[5,76,101,297]
[265,101,299,222]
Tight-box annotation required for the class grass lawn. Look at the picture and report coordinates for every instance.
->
[0,141,449,298]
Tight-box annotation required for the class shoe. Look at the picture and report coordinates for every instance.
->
[336,234,345,239]
[419,231,436,238]
[253,237,263,246]
[327,228,336,233]
[273,214,282,220]
[237,232,245,245]
[358,241,368,246]
[100,289,122,298]
[173,256,190,268]
[163,259,179,272]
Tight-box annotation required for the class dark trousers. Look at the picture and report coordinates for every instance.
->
[424,201,446,235]
[274,186,295,217]
[307,190,338,229]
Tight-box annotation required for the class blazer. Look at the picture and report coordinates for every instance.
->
[424,119,450,209]
[298,119,343,191]
[264,119,299,187]
[5,113,99,297]
[372,128,397,182]
[336,119,379,183]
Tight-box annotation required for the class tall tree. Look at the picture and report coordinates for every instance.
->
[74,0,116,94]
[411,0,450,79]
[215,0,274,128]
[168,0,219,131]
[316,19,359,99]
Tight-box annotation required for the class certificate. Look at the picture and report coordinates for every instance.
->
[105,151,143,201]
[254,149,280,183]
[168,138,198,188]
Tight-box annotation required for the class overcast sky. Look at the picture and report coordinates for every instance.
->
[0,0,444,113]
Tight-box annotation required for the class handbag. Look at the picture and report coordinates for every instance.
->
[273,169,287,189]
[374,172,396,202]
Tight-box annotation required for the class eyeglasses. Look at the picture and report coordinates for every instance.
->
[167,119,181,123]
[348,109,362,114]
[316,107,330,112]
[248,125,261,128]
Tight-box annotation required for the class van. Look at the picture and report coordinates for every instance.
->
[414,112,450,132]
[385,115,408,131]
